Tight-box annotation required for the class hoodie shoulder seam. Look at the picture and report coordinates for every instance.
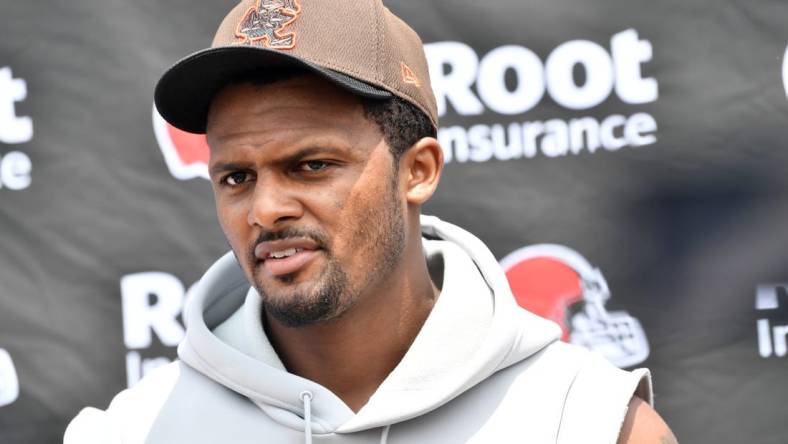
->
[553,350,591,443]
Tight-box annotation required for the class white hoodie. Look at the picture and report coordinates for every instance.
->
[66,215,652,443]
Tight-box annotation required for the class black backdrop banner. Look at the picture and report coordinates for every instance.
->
[2,1,788,443]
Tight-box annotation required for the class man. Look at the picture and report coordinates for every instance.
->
[67,0,676,442]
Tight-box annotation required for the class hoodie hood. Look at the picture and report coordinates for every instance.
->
[178,215,561,434]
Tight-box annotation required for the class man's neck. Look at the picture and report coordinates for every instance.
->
[264,256,439,412]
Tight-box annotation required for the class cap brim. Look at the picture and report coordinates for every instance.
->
[154,46,393,134]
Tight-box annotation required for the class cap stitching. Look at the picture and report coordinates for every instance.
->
[374,0,382,84]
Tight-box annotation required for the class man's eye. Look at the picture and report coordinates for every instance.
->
[223,172,249,186]
[300,160,329,172]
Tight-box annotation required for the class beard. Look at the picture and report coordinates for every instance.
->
[248,174,406,328]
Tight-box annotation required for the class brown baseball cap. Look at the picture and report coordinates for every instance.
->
[154,0,438,134]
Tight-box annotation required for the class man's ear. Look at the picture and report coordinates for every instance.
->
[399,137,444,205]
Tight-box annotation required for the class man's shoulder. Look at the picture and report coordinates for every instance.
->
[64,361,188,444]
[65,359,273,443]
[501,340,610,381]
[503,341,652,402]
[485,341,653,443]
[416,342,652,444]
[107,360,188,413]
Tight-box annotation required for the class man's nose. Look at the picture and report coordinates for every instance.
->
[247,176,304,229]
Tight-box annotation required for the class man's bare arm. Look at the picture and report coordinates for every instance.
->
[617,396,678,444]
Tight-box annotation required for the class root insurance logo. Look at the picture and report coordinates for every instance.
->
[426,29,659,163]
[0,67,33,190]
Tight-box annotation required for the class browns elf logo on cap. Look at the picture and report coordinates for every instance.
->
[235,0,302,49]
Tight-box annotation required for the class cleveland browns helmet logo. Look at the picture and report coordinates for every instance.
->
[235,0,302,49]
[501,244,650,368]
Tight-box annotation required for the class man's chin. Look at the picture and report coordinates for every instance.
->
[252,256,350,327]
[259,289,341,328]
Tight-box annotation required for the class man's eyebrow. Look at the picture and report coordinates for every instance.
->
[277,146,348,164]
[209,162,250,177]
[209,146,350,176]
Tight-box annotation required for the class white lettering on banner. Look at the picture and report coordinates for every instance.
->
[611,29,659,104]
[424,29,659,163]
[121,272,188,387]
[121,272,186,348]
[439,113,657,163]
[0,348,19,408]
[476,45,544,115]
[782,44,788,99]
[0,67,33,144]
[425,41,485,116]
[0,151,32,190]
[756,283,788,358]
[545,40,614,110]
[0,67,33,191]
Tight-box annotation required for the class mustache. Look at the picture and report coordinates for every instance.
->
[248,226,330,261]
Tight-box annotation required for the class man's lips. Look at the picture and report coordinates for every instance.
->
[254,238,321,277]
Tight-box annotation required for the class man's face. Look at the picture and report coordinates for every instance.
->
[206,75,406,327]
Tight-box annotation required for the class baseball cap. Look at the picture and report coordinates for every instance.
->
[154,0,438,134]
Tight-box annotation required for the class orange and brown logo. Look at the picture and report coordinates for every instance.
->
[235,0,302,49]
[400,62,420,87]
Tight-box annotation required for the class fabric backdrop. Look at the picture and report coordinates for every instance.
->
[1,1,787,442]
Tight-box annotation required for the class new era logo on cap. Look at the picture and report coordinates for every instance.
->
[0,348,19,408]
[400,62,420,87]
